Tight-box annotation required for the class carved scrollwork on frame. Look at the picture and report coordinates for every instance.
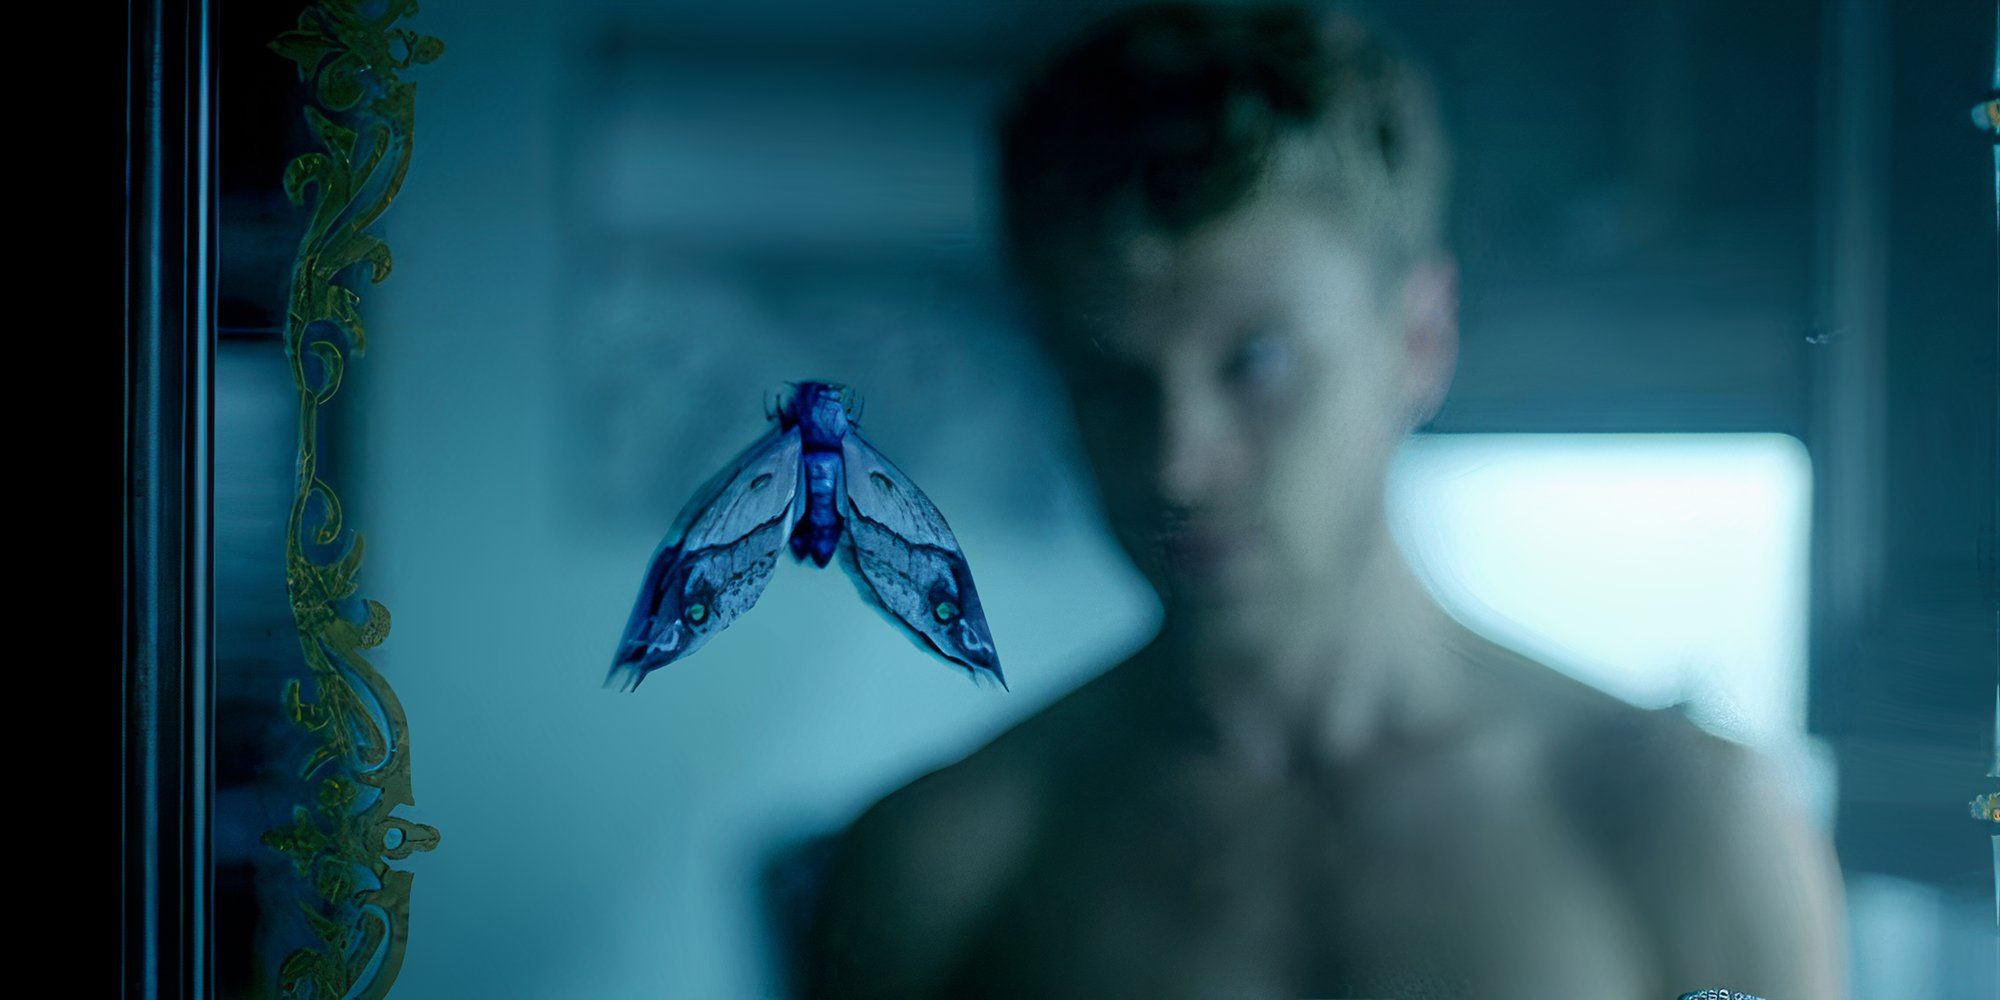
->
[260,2,443,997]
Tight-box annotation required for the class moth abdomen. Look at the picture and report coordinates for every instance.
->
[791,450,844,568]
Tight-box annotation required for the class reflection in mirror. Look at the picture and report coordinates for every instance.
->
[198,1,1998,998]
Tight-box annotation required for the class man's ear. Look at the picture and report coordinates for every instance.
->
[1399,256,1459,431]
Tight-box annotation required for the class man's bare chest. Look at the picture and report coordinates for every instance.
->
[957,760,1651,999]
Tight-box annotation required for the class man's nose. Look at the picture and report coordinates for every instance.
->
[1155,388,1233,507]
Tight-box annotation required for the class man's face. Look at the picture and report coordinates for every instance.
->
[1039,193,1455,633]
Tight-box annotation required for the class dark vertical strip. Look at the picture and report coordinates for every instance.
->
[193,0,215,990]
[126,0,215,996]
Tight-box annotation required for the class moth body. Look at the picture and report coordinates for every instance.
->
[607,380,1004,692]
[782,382,852,567]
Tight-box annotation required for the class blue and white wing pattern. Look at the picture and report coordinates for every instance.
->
[836,429,1005,688]
[606,425,803,691]
[608,381,1004,693]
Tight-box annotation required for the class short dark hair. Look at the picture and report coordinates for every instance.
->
[999,3,1448,304]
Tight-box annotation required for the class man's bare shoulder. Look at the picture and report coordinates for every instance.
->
[1446,628,1798,806]
[1453,630,1845,996]
[840,665,1128,851]
[1467,630,1825,882]
[1520,680,1847,997]
[802,671,1122,996]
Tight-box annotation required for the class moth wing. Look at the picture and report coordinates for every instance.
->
[607,426,803,691]
[680,426,806,550]
[837,431,1003,687]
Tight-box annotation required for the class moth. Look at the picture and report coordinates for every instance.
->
[606,380,1004,692]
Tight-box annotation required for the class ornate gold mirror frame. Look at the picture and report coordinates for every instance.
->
[256,2,442,996]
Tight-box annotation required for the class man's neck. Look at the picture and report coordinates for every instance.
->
[1131,519,1477,776]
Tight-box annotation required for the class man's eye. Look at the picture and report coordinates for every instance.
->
[1223,333,1296,394]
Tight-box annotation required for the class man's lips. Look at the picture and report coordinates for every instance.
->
[1157,523,1259,571]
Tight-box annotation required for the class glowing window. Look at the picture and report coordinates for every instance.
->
[1386,433,1813,749]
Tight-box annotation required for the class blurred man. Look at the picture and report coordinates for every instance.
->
[802,5,1845,997]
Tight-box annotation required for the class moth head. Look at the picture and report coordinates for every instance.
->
[779,380,856,438]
